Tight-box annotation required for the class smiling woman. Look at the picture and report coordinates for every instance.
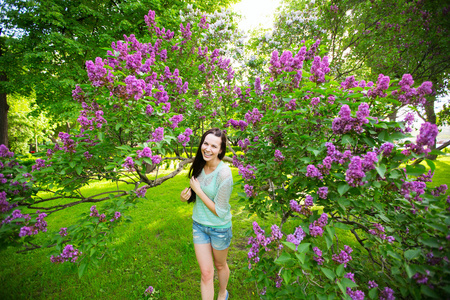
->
[179,128,233,300]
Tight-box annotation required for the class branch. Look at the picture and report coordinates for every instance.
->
[412,139,450,165]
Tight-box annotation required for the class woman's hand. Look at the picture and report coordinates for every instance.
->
[180,187,191,202]
[190,177,201,195]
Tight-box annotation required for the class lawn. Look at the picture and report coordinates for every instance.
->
[0,156,449,299]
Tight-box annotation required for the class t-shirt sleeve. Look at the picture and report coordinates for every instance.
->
[214,165,233,219]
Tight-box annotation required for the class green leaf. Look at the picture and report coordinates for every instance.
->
[405,164,426,176]
[375,164,386,178]
[295,252,306,264]
[275,252,292,265]
[404,249,421,261]
[338,183,350,196]
[336,264,345,277]
[424,159,436,172]
[282,241,297,251]
[282,269,292,285]
[69,161,76,168]
[320,267,335,281]
[421,285,440,299]
[341,278,357,288]
[334,223,352,230]
[75,166,83,175]
[342,134,354,145]
[387,251,402,260]
[404,263,414,278]
[78,263,88,278]
[368,288,378,299]
[296,243,310,253]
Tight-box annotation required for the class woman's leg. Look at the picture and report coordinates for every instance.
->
[194,243,215,300]
[213,247,229,300]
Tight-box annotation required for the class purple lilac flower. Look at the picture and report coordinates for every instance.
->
[271,225,283,241]
[286,226,306,250]
[378,142,394,157]
[145,286,154,296]
[148,127,164,143]
[244,108,263,125]
[285,99,297,110]
[309,56,330,83]
[345,272,355,282]
[237,138,251,152]
[274,150,285,162]
[346,288,365,300]
[412,270,430,284]
[244,184,255,198]
[332,245,353,267]
[306,164,323,180]
[136,186,149,198]
[50,244,82,263]
[59,227,68,237]
[379,287,395,300]
[110,211,122,222]
[317,187,328,199]
[368,280,378,289]
[177,128,193,147]
[313,247,324,265]
[238,164,256,180]
[90,205,100,217]
[346,156,366,187]
[122,156,135,171]
[169,114,183,129]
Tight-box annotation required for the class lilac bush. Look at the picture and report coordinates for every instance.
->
[228,44,449,298]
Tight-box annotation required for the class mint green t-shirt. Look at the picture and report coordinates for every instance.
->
[192,161,233,228]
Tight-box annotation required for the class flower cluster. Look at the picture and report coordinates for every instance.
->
[169,114,183,129]
[392,74,433,106]
[244,108,263,125]
[177,128,193,147]
[50,244,82,263]
[332,103,370,134]
[274,149,285,162]
[313,246,324,265]
[59,227,68,237]
[19,212,48,237]
[148,127,165,143]
[402,122,438,155]
[237,138,251,152]
[309,213,328,237]
[290,195,314,216]
[1,209,31,226]
[144,286,154,296]
[368,223,394,243]
[122,156,135,171]
[286,226,306,250]
[317,187,328,199]
[309,56,330,83]
[332,245,353,267]
[238,164,256,180]
[244,184,255,198]
[110,211,121,222]
[227,119,248,131]
[248,222,285,269]
[367,74,390,99]
[306,164,323,180]
[136,185,149,198]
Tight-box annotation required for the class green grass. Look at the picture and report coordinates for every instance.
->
[1,156,449,299]
[0,168,277,300]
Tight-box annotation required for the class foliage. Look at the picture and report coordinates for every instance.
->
[0,0,238,122]
[227,47,449,299]
[7,93,56,154]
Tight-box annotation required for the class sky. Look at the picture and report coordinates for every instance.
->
[231,0,282,32]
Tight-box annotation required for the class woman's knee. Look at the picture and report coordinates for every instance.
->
[214,260,228,271]
[200,267,215,282]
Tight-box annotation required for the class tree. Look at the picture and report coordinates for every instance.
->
[246,0,450,155]
[0,0,238,146]
[0,7,245,276]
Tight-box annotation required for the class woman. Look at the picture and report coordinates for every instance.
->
[180,128,233,300]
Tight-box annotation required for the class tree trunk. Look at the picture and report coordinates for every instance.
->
[0,81,8,147]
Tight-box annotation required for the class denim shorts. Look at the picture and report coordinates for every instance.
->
[192,221,232,250]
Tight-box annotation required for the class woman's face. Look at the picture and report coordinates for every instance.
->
[201,133,222,163]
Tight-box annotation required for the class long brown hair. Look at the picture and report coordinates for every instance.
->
[188,128,227,203]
